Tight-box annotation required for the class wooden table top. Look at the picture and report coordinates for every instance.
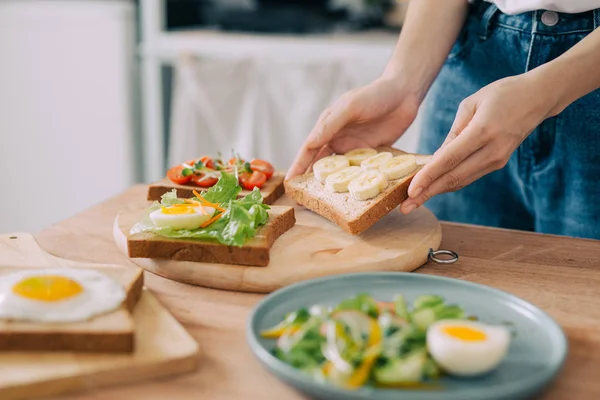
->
[36,185,600,400]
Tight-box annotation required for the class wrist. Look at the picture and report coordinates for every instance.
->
[524,65,571,118]
[381,64,429,105]
[527,59,590,117]
[375,73,424,116]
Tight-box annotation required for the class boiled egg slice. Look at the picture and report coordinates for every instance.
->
[427,319,510,377]
[150,202,215,230]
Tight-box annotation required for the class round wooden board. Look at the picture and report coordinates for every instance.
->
[113,196,442,293]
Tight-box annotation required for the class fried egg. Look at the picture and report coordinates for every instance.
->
[0,269,126,323]
[427,319,510,376]
[150,202,215,230]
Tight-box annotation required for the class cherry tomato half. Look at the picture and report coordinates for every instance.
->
[250,159,275,179]
[185,155,214,170]
[228,157,246,166]
[200,155,215,169]
[239,171,267,190]
[191,173,219,188]
[167,165,192,185]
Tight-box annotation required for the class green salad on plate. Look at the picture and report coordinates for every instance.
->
[261,293,511,390]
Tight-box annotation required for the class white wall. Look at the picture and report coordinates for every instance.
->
[0,0,136,234]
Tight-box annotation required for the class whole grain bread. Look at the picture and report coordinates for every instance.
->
[0,265,144,353]
[284,147,429,235]
[127,205,295,267]
[147,171,286,205]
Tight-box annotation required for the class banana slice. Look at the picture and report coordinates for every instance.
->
[348,170,388,201]
[345,148,378,166]
[325,166,363,193]
[313,155,350,183]
[360,152,393,171]
[379,155,418,180]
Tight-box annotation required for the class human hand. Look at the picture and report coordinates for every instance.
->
[400,73,561,214]
[286,77,421,179]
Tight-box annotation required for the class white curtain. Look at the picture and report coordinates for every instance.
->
[168,54,421,169]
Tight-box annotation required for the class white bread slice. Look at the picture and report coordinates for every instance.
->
[284,147,429,235]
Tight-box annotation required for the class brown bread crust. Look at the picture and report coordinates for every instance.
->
[127,206,295,267]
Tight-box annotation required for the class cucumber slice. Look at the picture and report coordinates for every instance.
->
[436,305,466,320]
[413,295,444,310]
[330,310,373,346]
[393,294,410,320]
[411,308,437,331]
[373,350,427,384]
[336,293,379,318]
[423,357,442,379]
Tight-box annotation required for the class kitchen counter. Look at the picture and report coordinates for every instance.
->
[37,185,600,400]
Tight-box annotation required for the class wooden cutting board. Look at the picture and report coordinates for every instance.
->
[0,233,199,400]
[113,196,442,293]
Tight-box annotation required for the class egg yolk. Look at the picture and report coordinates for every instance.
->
[12,275,83,302]
[443,326,487,342]
[161,204,195,214]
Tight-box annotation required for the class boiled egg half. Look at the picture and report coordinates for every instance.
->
[427,319,510,377]
[150,201,215,230]
[0,268,126,323]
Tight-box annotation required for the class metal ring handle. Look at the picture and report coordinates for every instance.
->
[428,249,459,264]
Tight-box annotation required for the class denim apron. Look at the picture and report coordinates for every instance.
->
[418,0,600,239]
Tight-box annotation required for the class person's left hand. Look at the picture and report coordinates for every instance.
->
[400,73,561,214]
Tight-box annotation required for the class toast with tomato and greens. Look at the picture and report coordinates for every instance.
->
[130,172,295,266]
[148,153,285,205]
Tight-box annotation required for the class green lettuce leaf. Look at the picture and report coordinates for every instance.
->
[130,173,270,246]
[160,190,185,206]
[201,172,241,204]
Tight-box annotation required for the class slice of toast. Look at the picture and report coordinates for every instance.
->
[0,265,143,353]
[127,205,295,267]
[285,147,428,235]
[147,171,286,205]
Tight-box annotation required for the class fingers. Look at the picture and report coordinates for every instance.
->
[436,98,476,155]
[287,95,356,180]
[306,95,355,149]
[408,100,477,197]
[400,146,501,214]
[408,117,485,200]
[286,143,335,180]
[286,144,321,180]
[306,145,334,173]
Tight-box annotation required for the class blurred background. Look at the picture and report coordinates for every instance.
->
[0,0,422,234]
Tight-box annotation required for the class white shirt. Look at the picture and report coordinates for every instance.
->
[485,0,600,14]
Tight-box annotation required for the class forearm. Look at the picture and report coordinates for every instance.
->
[530,27,600,117]
[383,0,469,102]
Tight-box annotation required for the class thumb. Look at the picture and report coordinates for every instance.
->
[306,95,357,149]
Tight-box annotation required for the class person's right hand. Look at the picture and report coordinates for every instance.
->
[286,77,421,179]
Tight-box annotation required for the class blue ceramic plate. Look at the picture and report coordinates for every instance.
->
[247,272,567,400]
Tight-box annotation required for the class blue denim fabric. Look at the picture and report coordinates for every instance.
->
[418,0,600,239]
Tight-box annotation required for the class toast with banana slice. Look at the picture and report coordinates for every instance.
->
[284,147,429,235]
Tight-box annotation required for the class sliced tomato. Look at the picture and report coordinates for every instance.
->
[250,159,275,179]
[200,155,215,169]
[228,157,245,166]
[184,156,214,169]
[239,171,267,190]
[167,165,192,185]
[191,173,219,188]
